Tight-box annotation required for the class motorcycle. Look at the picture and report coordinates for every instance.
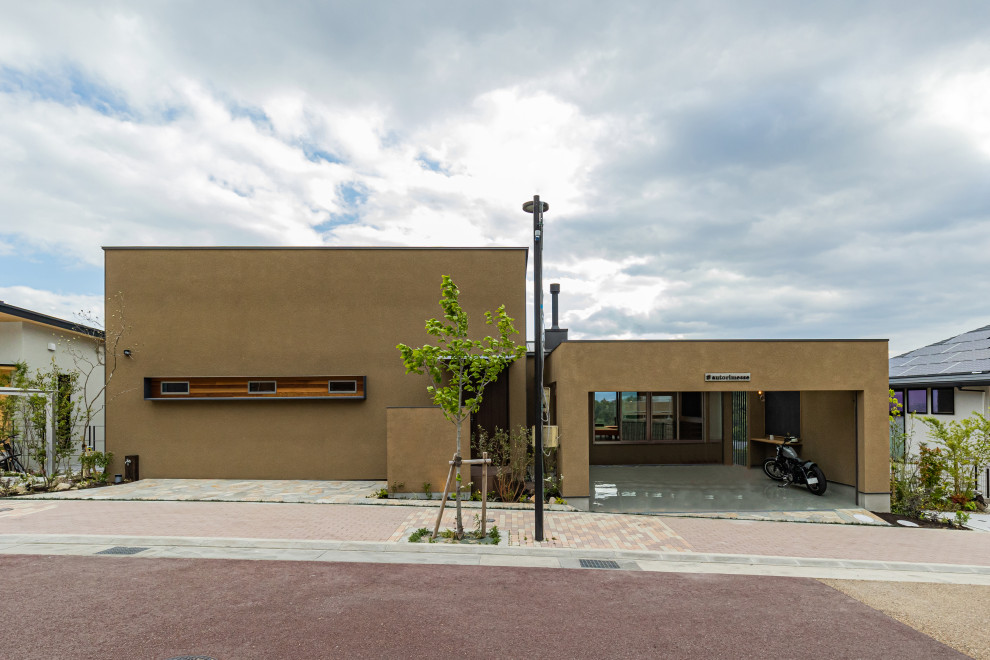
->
[762,436,827,495]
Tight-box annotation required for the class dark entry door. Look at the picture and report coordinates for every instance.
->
[471,370,509,441]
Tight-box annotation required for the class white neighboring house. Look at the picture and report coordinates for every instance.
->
[0,300,106,468]
[889,324,990,494]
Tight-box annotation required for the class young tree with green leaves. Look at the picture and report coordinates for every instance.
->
[920,413,990,499]
[397,275,526,538]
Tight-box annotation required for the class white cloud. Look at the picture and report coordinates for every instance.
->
[0,286,103,327]
[2,2,990,357]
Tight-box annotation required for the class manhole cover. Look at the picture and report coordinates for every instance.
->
[895,520,919,527]
[96,546,149,555]
[579,559,620,569]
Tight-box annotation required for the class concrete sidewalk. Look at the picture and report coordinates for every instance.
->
[3,532,989,585]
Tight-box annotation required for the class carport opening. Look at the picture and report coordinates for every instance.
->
[589,390,859,513]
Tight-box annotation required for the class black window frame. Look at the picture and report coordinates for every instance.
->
[328,380,358,394]
[906,388,928,414]
[931,387,955,415]
[160,381,190,396]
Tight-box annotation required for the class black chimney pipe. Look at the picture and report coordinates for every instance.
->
[550,283,560,330]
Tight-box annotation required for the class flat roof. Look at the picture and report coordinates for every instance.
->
[103,246,529,251]
[560,338,888,343]
[0,301,104,339]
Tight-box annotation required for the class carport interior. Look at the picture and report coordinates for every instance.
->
[590,464,857,513]
[588,389,859,512]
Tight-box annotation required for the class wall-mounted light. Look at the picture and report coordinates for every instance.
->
[123,349,132,357]
[757,390,765,402]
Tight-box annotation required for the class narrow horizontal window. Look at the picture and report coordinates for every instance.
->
[329,380,358,393]
[160,381,189,395]
[248,381,277,394]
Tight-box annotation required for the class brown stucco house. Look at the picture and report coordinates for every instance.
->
[104,246,891,511]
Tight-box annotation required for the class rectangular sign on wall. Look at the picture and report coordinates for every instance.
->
[704,373,751,382]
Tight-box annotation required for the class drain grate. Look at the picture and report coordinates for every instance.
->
[96,546,149,556]
[579,559,620,569]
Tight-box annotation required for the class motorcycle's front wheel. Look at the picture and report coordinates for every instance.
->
[806,465,827,495]
[762,459,786,481]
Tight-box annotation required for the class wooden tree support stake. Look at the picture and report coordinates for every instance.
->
[432,453,458,541]
[431,453,493,541]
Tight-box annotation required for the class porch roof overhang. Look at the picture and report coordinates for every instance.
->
[0,302,104,340]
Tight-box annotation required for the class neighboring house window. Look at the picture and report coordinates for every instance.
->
[248,381,277,394]
[56,373,73,448]
[890,389,904,416]
[906,388,927,414]
[932,388,954,415]
[160,381,190,395]
[328,380,357,393]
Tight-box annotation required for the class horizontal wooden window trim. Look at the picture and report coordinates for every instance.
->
[145,376,366,401]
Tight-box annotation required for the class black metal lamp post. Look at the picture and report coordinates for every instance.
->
[523,195,548,541]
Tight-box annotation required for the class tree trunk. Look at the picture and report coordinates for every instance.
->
[455,419,464,538]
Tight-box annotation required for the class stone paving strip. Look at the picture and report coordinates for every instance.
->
[24,478,892,524]
[1,533,988,585]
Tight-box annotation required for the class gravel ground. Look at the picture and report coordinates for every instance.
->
[820,580,990,659]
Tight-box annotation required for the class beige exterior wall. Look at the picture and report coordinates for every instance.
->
[104,247,528,480]
[545,339,889,503]
[386,407,469,495]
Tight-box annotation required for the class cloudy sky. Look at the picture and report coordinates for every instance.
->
[1,1,989,356]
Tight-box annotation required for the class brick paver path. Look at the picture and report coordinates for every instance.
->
[3,499,988,566]
[0,500,410,542]
[390,508,694,552]
[662,516,990,565]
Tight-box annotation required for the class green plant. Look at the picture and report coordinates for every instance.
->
[489,525,501,545]
[373,487,388,499]
[954,510,971,528]
[389,481,404,495]
[93,451,113,484]
[422,482,432,500]
[472,425,532,502]
[919,416,989,500]
[439,528,456,539]
[408,527,430,543]
[554,497,567,505]
[470,490,482,501]
[397,275,526,538]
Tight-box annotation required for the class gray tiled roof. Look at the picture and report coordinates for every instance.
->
[890,325,990,380]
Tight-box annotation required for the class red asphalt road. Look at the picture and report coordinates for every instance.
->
[0,555,964,660]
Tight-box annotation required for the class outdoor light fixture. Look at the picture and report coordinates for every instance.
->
[758,390,765,401]
[523,194,548,542]
[123,349,132,357]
